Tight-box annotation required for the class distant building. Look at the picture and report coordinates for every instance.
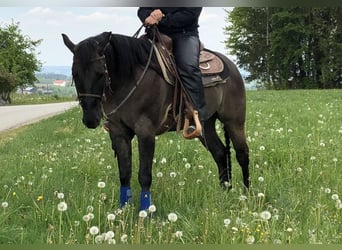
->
[22,86,36,94]
[53,79,67,87]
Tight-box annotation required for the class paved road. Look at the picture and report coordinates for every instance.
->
[0,102,78,132]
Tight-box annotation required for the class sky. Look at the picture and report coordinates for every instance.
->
[0,7,232,67]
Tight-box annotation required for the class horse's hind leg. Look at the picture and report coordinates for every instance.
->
[224,123,250,188]
[201,118,232,189]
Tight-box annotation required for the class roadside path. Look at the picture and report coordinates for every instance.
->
[0,102,78,132]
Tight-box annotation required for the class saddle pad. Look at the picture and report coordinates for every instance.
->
[199,50,224,76]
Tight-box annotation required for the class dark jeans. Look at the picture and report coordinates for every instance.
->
[172,35,207,121]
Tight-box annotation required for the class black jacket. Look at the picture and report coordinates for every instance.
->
[137,7,202,38]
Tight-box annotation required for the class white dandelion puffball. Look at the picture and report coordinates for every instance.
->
[97,181,106,188]
[57,201,68,212]
[168,212,178,222]
[107,213,116,221]
[89,226,100,235]
[260,210,272,220]
[1,202,8,208]
[148,204,157,213]
[139,210,148,218]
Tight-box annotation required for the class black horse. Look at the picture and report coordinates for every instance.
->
[62,31,249,210]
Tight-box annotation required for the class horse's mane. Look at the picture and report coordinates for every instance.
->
[105,34,157,82]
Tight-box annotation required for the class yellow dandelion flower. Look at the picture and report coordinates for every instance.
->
[37,195,43,202]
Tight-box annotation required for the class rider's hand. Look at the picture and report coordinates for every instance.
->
[144,15,159,26]
[150,9,164,22]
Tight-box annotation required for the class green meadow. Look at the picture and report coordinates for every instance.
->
[0,89,341,244]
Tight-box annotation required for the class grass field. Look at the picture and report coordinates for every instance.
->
[0,89,341,244]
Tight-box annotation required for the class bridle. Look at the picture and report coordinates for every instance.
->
[75,55,112,101]
[74,25,156,119]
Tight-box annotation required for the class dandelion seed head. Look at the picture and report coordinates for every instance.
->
[156,172,163,178]
[258,176,264,182]
[160,157,167,164]
[223,218,231,226]
[286,227,293,233]
[139,210,148,218]
[57,192,64,199]
[239,195,248,201]
[259,146,265,151]
[175,231,183,238]
[148,204,156,213]
[1,202,8,208]
[107,213,116,221]
[89,226,100,235]
[246,235,255,244]
[332,194,339,200]
[57,201,67,212]
[120,234,128,243]
[105,231,115,240]
[97,181,106,189]
[168,212,178,222]
[184,163,191,169]
[257,192,265,198]
[95,235,104,244]
[325,188,331,194]
[260,210,271,220]
[170,172,177,178]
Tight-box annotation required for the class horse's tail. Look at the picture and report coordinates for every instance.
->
[224,127,232,188]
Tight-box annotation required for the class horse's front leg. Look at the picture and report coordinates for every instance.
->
[109,130,134,208]
[137,133,155,211]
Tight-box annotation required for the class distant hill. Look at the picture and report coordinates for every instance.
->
[40,66,71,76]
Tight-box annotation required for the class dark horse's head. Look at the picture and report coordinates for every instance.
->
[62,32,112,129]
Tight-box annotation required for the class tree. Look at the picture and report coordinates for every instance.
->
[225,7,341,89]
[0,22,42,103]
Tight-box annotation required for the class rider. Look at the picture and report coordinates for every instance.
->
[137,7,208,135]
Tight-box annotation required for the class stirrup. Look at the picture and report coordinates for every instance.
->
[183,110,202,139]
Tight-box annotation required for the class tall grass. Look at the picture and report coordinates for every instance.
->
[0,90,341,244]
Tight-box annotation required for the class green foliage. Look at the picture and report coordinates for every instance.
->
[225,7,342,89]
[0,21,42,103]
[0,90,341,244]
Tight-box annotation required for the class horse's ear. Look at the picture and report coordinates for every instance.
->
[62,33,75,53]
[98,32,112,54]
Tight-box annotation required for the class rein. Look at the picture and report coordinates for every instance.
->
[104,25,156,118]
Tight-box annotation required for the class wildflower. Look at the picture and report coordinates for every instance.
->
[120,234,128,243]
[1,202,8,208]
[259,146,265,151]
[89,226,100,235]
[332,194,339,200]
[105,231,115,241]
[232,227,238,233]
[178,181,185,186]
[310,156,316,161]
[257,193,265,198]
[88,213,95,220]
[37,195,43,202]
[139,210,148,218]
[239,195,248,201]
[223,218,231,226]
[57,201,68,212]
[333,158,337,162]
[170,172,177,178]
[175,231,183,238]
[260,210,271,220]
[258,176,264,182]
[87,205,94,212]
[246,235,255,244]
[95,235,104,244]
[198,165,204,169]
[325,188,331,194]
[97,181,106,189]
[156,172,163,178]
[168,212,178,222]
[83,214,91,222]
[107,213,116,221]
[296,167,303,172]
[160,157,167,164]
[185,163,191,169]
[286,227,293,233]
[57,192,64,199]
[148,204,156,213]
